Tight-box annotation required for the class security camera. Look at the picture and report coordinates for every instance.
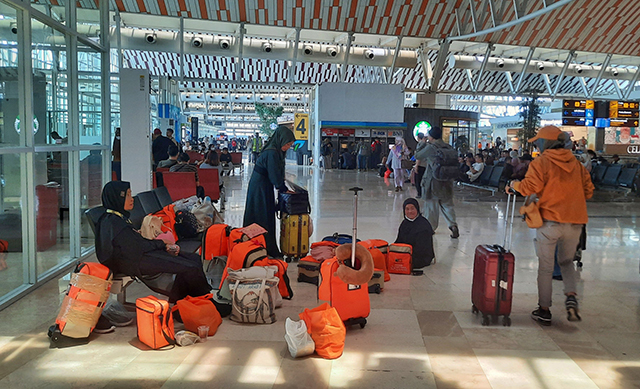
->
[574,65,583,74]
[262,42,272,53]
[611,68,619,77]
[145,33,157,44]
[536,62,544,71]
[191,37,203,48]
[496,58,505,68]
[219,39,230,49]
[10,22,17,34]
[303,45,313,55]
[327,47,338,57]
[364,49,374,60]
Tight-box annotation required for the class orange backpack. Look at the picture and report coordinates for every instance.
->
[52,262,113,339]
[358,239,390,282]
[387,243,413,275]
[152,204,178,242]
[228,228,267,254]
[220,238,268,285]
[136,295,175,349]
[318,257,370,322]
[252,257,293,299]
[201,224,231,260]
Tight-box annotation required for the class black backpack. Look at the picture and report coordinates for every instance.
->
[174,210,199,239]
[432,145,460,181]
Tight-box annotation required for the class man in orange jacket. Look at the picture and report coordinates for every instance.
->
[506,126,594,326]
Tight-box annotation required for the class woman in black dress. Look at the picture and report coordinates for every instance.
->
[395,198,435,268]
[243,126,295,258]
[95,181,211,302]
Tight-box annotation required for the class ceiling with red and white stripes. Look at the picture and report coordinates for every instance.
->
[64,0,640,56]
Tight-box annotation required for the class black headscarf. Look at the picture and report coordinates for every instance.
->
[95,181,132,266]
[262,125,296,152]
[102,181,131,218]
[396,198,435,268]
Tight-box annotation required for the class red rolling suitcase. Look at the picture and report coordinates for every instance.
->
[471,193,516,327]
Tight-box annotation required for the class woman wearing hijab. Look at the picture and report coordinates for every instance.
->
[95,181,211,303]
[243,125,296,258]
[395,198,435,268]
[386,137,409,192]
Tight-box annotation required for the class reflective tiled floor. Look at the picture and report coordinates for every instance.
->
[1,163,640,388]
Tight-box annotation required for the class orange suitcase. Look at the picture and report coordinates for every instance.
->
[318,257,369,328]
[358,239,390,282]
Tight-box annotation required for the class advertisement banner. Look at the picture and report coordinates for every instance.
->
[294,113,309,140]
[355,129,371,137]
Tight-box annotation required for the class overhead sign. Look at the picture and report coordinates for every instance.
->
[610,101,639,119]
[387,130,404,138]
[294,113,309,140]
[355,129,371,137]
[371,130,387,137]
[322,129,355,136]
[610,119,639,127]
[628,145,640,154]
[562,99,595,126]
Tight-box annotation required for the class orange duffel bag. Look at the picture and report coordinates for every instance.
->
[136,296,175,349]
[299,303,346,360]
[228,227,267,254]
[172,293,222,336]
[387,243,413,275]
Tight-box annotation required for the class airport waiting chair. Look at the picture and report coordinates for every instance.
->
[159,171,197,201]
[591,164,608,185]
[137,190,163,215]
[477,165,494,186]
[488,165,504,188]
[128,196,147,230]
[152,186,173,208]
[230,152,244,173]
[198,168,221,201]
[601,165,622,187]
[186,151,204,163]
[618,167,639,189]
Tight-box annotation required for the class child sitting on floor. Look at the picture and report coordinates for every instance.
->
[395,198,435,268]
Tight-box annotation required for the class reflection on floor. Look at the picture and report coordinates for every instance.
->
[1,163,639,388]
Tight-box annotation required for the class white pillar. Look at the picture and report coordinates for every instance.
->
[120,69,152,195]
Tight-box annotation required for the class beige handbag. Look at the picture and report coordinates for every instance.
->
[519,195,543,228]
[140,215,164,239]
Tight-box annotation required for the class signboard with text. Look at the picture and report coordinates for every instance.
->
[355,129,371,137]
[562,99,594,126]
[294,113,309,140]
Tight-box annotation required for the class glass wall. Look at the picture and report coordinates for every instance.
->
[443,119,479,153]
[0,0,112,306]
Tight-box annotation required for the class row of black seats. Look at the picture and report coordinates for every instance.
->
[590,164,639,190]
[459,165,506,191]
[86,186,202,253]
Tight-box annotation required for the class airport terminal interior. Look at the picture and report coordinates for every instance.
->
[2,0,640,387]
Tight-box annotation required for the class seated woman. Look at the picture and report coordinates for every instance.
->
[395,198,435,268]
[95,181,211,303]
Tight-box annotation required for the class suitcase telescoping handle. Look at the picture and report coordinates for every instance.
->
[502,192,517,252]
[349,187,363,266]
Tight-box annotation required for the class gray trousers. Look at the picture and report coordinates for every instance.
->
[534,221,582,308]
[423,197,457,231]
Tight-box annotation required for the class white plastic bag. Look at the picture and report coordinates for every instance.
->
[284,318,315,358]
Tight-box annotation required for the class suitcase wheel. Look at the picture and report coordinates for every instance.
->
[48,325,62,343]
[285,256,292,263]
[502,316,511,327]
[491,315,499,325]
[368,285,381,294]
[471,305,479,314]
[344,317,367,329]
[481,315,490,326]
